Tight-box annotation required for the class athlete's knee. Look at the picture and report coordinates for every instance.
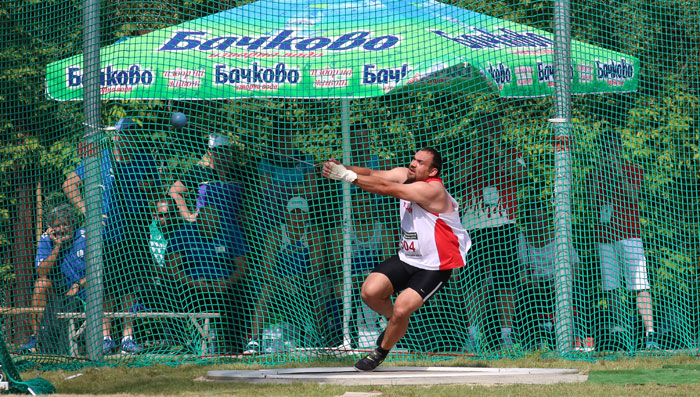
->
[361,282,390,303]
[391,304,416,321]
[391,306,410,321]
[360,284,380,303]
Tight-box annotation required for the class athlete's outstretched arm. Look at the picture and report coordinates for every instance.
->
[353,175,445,209]
[322,159,450,213]
[324,158,408,183]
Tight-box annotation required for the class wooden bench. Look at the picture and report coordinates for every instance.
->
[56,311,220,357]
[1,307,219,357]
[0,307,44,315]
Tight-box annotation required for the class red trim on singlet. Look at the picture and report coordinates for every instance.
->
[417,203,439,217]
[434,218,462,270]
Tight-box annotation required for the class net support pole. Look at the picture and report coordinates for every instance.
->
[552,0,575,355]
[82,0,105,361]
[340,98,354,349]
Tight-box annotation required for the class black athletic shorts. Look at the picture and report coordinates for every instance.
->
[371,255,453,302]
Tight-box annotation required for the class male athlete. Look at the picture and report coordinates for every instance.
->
[322,147,471,371]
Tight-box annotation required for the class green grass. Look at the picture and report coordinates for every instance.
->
[15,353,700,396]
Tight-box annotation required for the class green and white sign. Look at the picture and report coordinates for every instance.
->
[46,0,639,100]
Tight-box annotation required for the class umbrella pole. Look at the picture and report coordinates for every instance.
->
[552,0,575,355]
[340,98,354,350]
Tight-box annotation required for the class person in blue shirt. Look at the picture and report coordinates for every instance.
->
[166,132,249,353]
[21,204,124,354]
[63,117,161,354]
[169,133,248,261]
[164,219,247,354]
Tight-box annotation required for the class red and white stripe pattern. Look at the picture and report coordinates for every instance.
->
[398,178,471,270]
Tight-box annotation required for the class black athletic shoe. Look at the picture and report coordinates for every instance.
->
[376,330,385,347]
[354,348,387,372]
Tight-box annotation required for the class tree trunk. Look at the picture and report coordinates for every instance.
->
[10,166,36,343]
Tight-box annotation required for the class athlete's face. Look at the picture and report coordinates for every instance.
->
[406,150,437,183]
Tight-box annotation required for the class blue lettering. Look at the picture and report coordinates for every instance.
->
[296,37,332,51]
[159,31,205,51]
[328,31,370,51]
[201,37,238,51]
[363,64,377,84]
[596,58,634,80]
[263,30,294,50]
[537,62,554,82]
[159,30,400,53]
[486,62,511,85]
[215,64,228,84]
[67,64,153,88]
[362,64,410,85]
[236,36,270,51]
[213,63,301,86]
[363,36,400,51]
[68,67,82,87]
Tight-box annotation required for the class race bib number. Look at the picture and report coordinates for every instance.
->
[400,239,416,252]
[400,229,419,256]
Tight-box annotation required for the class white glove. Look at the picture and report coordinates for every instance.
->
[327,162,358,183]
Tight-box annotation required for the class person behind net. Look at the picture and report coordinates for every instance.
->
[163,206,247,355]
[455,114,527,351]
[169,132,248,261]
[146,198,186,346]
[322,147,471,371]
[516,201,593,351]
[170,132,233,221]
[255,118,317,228]
[244,196,329,354]
[63,117,161,354]
[22,203,126,354]
[168,132,249,352]
[589,131,658,350]
[347,191,394,348]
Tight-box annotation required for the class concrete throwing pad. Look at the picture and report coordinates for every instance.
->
[206,366,587,386]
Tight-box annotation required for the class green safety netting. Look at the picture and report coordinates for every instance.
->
[0,0,698,374]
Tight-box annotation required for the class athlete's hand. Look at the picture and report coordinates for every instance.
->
[322,159,357,183]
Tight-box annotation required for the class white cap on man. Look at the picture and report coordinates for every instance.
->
[286,196,309,213]
[208,133,230,149]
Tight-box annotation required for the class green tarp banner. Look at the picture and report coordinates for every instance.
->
[46,0,639,100]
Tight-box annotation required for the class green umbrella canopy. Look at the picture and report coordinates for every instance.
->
[46,0,638,101]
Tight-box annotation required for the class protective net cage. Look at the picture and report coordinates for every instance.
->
[0,0,698,371]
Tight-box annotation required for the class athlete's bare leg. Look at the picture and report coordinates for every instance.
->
[379,288,424,350]
[360,273,394,320]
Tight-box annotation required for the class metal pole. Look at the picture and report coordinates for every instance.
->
[82,0,105,361]
[340,98,354,350]
[552,0,574,355]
